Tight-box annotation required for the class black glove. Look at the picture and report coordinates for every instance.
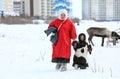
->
[88,45,92,54]
[72,40,77,46]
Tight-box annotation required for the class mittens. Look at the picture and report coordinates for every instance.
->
[88,45,92,54]
[72,40,77,46]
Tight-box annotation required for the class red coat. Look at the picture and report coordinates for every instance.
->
[48,18,77,60]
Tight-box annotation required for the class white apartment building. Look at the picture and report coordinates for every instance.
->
[112,0,120,20]
[82,0,90,20]
[13,1,21,15]
[0,0,14,14]
[21,0,25,15]
[82,0,120,20]
[4,0,14,13]
[23,0,54,19]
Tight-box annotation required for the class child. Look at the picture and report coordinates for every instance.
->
[72,33,92,69]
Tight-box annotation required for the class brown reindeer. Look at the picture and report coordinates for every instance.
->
[87,27,120,46]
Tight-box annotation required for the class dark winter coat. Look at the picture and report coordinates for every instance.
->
[72,33,92,68]
[48,18,77,62]
[72,33,92,54]
[44,27,58,45]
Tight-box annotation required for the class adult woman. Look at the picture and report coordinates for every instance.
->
[48,9,77,71]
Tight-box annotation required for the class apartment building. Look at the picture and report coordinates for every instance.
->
[113,0,120,20]
[21,0,25,15]
[0,0,14,13]
[82,0,90,20]
[13,1,21,15]
[4,0,13,13]
[82,0,120,20]
[23,0,54,19]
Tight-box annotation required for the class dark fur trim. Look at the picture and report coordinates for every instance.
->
[72,55,88,67]
[52,58,70,63]
[78,33,86,42]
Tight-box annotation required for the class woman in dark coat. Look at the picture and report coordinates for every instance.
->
[48,9,77,71]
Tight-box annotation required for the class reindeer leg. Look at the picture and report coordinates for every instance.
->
[101,37,105,46]
[88,36,91,43]
[91,37,95,46]
[113,37,116,45]
[88,36,94,46]
[106,38,110,47]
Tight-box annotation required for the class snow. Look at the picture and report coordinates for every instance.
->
[0,20,120,79]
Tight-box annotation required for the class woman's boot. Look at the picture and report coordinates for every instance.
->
[56,63,62,70]
[60,63,67,71]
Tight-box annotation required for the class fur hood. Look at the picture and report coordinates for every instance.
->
[78,33,86,42]
[58,9,68,20]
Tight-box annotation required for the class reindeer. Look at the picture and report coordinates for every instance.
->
[87,27,120,46]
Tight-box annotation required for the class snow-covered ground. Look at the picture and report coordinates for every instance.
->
[0,20,120,79]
